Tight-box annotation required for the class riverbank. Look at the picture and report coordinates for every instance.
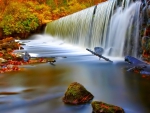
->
[0,37,53,73]
[0,0,108,73]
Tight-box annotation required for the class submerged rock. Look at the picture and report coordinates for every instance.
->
[62,82,94,105]
[92,101,124,113]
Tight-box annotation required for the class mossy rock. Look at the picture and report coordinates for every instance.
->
[62,82,94,105]
[92,101,124,113]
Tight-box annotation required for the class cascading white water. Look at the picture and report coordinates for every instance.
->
[45,0,116,47]
[45,0,141,57]
[106,1,141,57]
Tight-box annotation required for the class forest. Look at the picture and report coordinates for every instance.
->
[0,0,106,39]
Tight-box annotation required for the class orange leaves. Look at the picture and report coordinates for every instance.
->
[0,62,20,73]
[54,0,58,7]
[77,0,107,6]
[94,0,107,4]
[8,60,22,65]
[0,37,14,43]
[0,52,3,57]
[28,58,47,64]
[100,103,110,110]
[0,57,50,74]
[0,37,22,73]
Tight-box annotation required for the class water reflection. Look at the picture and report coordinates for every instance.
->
[123,71,150,112]
[0,35,149,113]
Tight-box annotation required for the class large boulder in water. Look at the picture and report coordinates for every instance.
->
[91,101,124,113]
[62,82,94,105]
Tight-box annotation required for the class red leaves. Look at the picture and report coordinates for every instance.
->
[0,52,3,57]
[0,61,21,73]
[8,60,22,65]
[0,58,49,73]
[141,74,150,80]
[0,38,52,74]
[1,37,14,43]
[0,37,23,73]
[80,94,91,102]
[133,69,140,73]
[0,65,20,73]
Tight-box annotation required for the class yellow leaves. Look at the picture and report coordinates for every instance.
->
[42,19,52,24]
[68,0,86,13]
[0,0,107,35]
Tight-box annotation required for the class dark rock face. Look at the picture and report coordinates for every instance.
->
[141,36,150,60]
[141,6,148,27]
[140,1,150,61]
[62,82,94,105]
[91,101,124,113]
[147,5,150,18]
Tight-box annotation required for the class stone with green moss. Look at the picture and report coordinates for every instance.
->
[62,82,94,105]
[91,101,124,113]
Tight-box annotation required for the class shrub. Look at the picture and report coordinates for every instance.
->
[68,0,86,13]
[23,1,52,22]
[0,2,39,35]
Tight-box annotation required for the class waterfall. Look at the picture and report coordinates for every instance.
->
[106,1,141,57]
[45,0,141,57]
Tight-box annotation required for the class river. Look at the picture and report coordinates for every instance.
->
[0,35,149,113]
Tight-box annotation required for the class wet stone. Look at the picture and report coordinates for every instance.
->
[92,101,124,113]
[62,82,94,105]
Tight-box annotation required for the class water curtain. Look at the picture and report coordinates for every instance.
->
[45,0,141,57]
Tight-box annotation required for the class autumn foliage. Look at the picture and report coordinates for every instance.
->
[0,37,55,73]
[0,0,107,38]
[0,0,107,73]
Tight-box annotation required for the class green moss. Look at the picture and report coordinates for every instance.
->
[0,2,39,35]
[66,82,86,98]
[92,101,124,113]
[63,82,94,104]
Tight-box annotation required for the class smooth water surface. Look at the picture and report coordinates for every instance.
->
[0,35,149,113]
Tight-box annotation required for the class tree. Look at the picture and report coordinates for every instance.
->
[0,2,39,35]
